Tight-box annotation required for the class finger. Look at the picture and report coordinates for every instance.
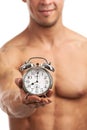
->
[46,89,53,97]
[23,95,41,104]
[27,95,41,103]
[40,98,52,104]
[15,78,23,89]
[35,98,52,107]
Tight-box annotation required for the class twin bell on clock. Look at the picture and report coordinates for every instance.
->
[19,57,55,96]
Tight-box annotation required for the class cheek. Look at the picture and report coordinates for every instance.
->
[57,0,64,11]
[29,1,37,15]
[55,0,64,6]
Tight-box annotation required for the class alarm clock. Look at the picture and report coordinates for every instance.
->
[19,57,55,96]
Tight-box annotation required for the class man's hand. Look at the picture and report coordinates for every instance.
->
[15,78,53,108]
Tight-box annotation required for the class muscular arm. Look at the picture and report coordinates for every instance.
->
[0,49,52,118]
[0,51,37,118]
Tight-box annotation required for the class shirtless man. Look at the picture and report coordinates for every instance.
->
[0,0,87,130]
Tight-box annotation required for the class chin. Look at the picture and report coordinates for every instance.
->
[37,19,58,28]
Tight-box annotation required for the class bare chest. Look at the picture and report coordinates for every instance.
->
[54,44,87,98]
[20,43,87,98]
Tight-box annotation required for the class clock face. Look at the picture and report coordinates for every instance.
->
[23,67,52,95]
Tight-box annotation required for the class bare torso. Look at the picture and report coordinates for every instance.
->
[2,28,87,130]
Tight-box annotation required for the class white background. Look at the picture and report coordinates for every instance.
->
[0,0,87,130]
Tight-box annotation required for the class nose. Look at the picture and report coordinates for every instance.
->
[40,0,53,4]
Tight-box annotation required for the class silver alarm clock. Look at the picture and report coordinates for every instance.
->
[19,57,55,96]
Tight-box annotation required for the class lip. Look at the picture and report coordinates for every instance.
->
[38,9,55,16]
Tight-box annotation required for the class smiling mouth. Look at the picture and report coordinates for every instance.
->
[39,8,55,11]
[38,9,55,16]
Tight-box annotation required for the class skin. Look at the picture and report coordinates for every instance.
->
[0,0,87,130]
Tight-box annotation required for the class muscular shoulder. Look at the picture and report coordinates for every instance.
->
[0,28,33,68]
[0,31,26,68]
[64,27,87,57]
[65,28,87,49]
[66,27,87,42]
[72,30,87,56]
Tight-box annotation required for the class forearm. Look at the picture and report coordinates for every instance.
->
[0,67,36,118]
[0,52,37,118]
[0,89,36,118]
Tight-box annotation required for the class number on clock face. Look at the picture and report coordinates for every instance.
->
[23,68,51,95]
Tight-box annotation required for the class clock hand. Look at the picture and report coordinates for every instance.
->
[36,71,39,82]
[30,72,39,85]
[31,80,38,85]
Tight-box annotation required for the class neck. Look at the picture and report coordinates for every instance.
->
[27,17,66,46]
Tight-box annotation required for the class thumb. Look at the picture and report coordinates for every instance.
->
[15,78,23,89]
